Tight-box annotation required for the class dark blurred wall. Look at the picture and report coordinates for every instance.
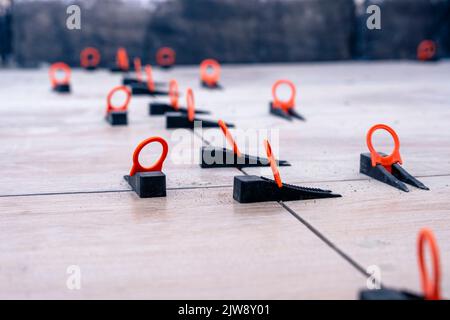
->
[357,0,450,59]
[12,0,149,66]
[8,0,450,66]
[143,0,355,64]
[11,0,356,66]
[0,0,13,65]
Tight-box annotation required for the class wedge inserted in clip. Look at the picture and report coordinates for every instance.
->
[360,124,429,192]
[130,64,168,96]
[166,113,233,129]
[200,121,289,168]
[233,175,341,203]
[360,153,429,192]
[269,102,305,121]
[233,140,341,203]
[269,80,305,121]
[166,88,232,129]
[200,147,290,168]
[130,82,169,96]
[150,79,209,115]
[123,77,165,87]
[150,103,210,116]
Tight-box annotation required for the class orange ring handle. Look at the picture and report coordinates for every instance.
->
[417,40,437,61]
[134,58,143,82]
[186,88,195,122]
[80,47,101,68]
[116,47,129,71]
[106,86,131,113]
[169,79,179,111]
[144,65,155,92]
[129,137,169,176]
[366,124,403,172]
[156,47,176,67]
[272,80,296,111]
[49,62,71,87]
[200,59,221,87]
[264,139,282,188]
[418,228,441,300]
[218,119,241,158]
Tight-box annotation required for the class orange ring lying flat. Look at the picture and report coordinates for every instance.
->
[418,228,441,300]
[49,62,71,88]
[156,47,176,67]
[169,79,179,111]
[80,47,101,68]
[366,124,402,171]
[116,47,130,71]
[264,139,282,188]
[186,88,195,122]
[417,40,437,61]
[106,85,131,113]
[144,65,155,92]
[129,137,169,176]
[272,80,296,111]
[200,59,221,87]
[218,119,241,157]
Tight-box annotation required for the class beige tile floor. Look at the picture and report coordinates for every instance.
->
[0,61,449,299]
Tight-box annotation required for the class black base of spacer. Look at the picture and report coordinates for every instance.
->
[124,172,166,198]
[53,84,71,93]
[359,288,423,300]
[166,112,233,129]
[122,77,139,85]
[150,103,174,115]
[201,81,222,89]
[149,103,210,116]
[166,113,195,129]
[105,111,128,126]
[123,77,167,87]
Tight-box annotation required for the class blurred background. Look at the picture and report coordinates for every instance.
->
[0,0,449,67]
